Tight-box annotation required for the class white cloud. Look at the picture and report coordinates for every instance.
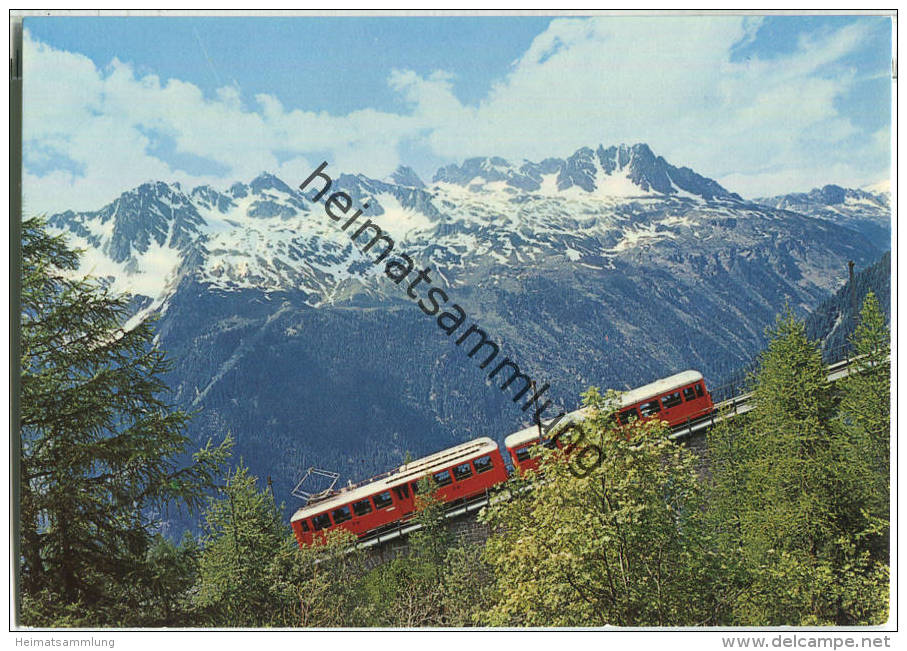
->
[399,16,888,197]
[23,17,889,214]
[22,30,420,213]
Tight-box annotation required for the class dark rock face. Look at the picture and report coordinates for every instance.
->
[388,165,426,189]
[45,143,886,528]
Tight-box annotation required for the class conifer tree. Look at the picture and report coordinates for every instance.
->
[142,532,202,626]
[738,308,836,561]
[833,291,890,560]
[713,306,889,625]
[18,217,231,626]
[195,465,287,626]
[838,292,890,484]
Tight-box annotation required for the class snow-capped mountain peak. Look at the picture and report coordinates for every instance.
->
[432,143,740,201]
[45,144,885,324]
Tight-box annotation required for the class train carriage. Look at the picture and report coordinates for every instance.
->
[505,370,713,473]
[291,437,507,546]
[291,370,714,547]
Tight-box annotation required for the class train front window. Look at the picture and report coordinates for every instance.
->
[515,447,531,462]
[473,455,494,473]
[332,505,352,524]
[695,383,704,398]
[434,470,453,487]
[661,391,682,409]
[373,491,393,509]
[311,513,331,531]
[683,387,696,402]
[352,499,372,516]
[299,520,310,532]
[453,463,473,481]
[618,408,638,425]
[639,400,661,417]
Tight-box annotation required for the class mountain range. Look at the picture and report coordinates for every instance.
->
[45,143,889,522]
[757,183,891,251]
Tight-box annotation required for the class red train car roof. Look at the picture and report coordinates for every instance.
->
[290,436,499,523]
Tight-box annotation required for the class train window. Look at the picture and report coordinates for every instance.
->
[639,400,662,417]
[453,463,473,481]
[683,387,696,402]
[299,520,310,532]
[541,438,558,449]
[433,470,453,487]
[332,505,352,524]
[373,491,393,510]
[473,455,494,474]
[311,513,332,531]
[411,480,423,495]
[515,447,532,462]
[393,484,410,501]
[618,408,638,425]
[352,498,372,516]
[695,383,704,398]
[661,391,682,409]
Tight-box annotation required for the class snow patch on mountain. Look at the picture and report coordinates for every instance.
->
[45,144,886,328]
[371,192,437,238]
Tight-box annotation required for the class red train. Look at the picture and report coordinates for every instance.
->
[290,370,713,547]
[505,370,714,473]
[291,437,508,546]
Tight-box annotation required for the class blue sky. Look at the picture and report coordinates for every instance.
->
[23,14,892,212]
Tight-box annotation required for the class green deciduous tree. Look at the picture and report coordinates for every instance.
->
[359,478,452,627]
[408,477,454,580]
[481,388,731,626]
[267,527,367,627]
[440,542,495,626]
[18,217,231,626]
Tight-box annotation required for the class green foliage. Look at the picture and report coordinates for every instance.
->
[194,465,288,626]
[140,532,202,626]
[408,477,453,573]
[481,388,732,626]
[741,308,838,560]
[360,554,446,626]
[358,478,453,626]
[835,291,890,535]
[348,476,492,627]
[187,462,491,628]
[708,304,889,625]
[267,527,367,627]
[18,217,231,626]
[18,222,890,630]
